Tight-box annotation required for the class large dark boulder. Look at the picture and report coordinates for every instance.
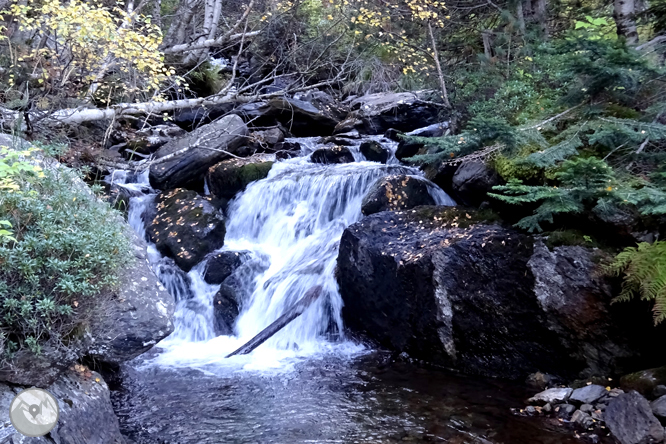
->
[86,230,175,366]
[203,250,251,285]
[311,146,354,164]
[527,242,633,378]
[207,154,274,200]
[336,207,641,380]
[450,161,501,206]
[359,140,390,163]
[604,391,665,444]
[361,175,436,216]
[395,138,424,161]
[0,369,126,443]
[334,91,445,135]
[147,189,226,271]
[149,114,248,190]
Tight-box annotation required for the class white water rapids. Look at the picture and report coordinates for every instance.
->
[109,137,454,373]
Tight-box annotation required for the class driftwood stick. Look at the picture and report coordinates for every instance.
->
[225,285,323,358]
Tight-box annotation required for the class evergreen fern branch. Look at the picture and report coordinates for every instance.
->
[607,241,666,325]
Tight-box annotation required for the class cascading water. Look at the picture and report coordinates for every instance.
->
[108,136,455,371]
[108,138,606,444]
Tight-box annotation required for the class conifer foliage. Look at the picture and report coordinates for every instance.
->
[607,241,666,325]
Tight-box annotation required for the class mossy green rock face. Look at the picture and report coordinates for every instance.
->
[621,367,666,397]
[147,188,226,271]
[207,154,274,200]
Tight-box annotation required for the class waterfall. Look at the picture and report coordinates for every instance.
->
[109,137,455,371]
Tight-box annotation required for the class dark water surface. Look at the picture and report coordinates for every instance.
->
[111,351,605,444]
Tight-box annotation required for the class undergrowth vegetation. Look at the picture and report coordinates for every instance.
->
[0,141,131,357]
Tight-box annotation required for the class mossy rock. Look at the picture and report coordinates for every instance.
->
[620,366,666,398]
[147,188,226,271]
[207,154,274,200]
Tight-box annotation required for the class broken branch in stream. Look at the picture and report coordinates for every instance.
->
[225,285,323,358]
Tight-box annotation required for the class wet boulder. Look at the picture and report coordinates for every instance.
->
[149,114,249,190]
[359,140,390,163]
[203,250,251,285]
[337,207,640,380]
[213,284,240,336]
[0,368,125,444]
[361,175,436,216]
[86,229,175,366]
[147,188,226,271]
[450,161,502,206]
[334,91,445,135]
[604,391,665,444]
[311,146,354,164]
[207,154,274,200]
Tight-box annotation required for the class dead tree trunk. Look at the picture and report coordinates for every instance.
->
[614,0,639,44]
[163,0,202,46]
[225,286,323,358]
[427,21,451,109]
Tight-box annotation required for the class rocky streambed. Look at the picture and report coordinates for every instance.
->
[2,90,666,444]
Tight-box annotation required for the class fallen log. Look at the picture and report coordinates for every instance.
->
[225,285,323,358]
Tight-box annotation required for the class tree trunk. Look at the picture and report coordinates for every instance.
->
[163,30,259,54]
[427,21,451,109]
[482,30,493,58]
[225,286,323,358]
[163,0,201,46]
[614,0,639,44]
[516,0,526,35]
[152,0,162,29]
[183,0,221,64]
[534,0,548,39]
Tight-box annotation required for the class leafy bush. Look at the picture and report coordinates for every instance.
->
[607,241,666,325]
[0,143,131,356]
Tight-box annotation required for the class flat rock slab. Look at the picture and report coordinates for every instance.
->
[570,385,608,404]
[528,388,573,405]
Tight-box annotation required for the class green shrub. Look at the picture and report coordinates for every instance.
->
[607,241,666,325]
[0,144,132,356]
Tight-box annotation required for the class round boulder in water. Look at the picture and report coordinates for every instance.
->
[359,140,390,164]
[203,250,251,285]
[207,154,275,200]
[310,146,354,164]
[147,188,226,272]
[361,175,436,216]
